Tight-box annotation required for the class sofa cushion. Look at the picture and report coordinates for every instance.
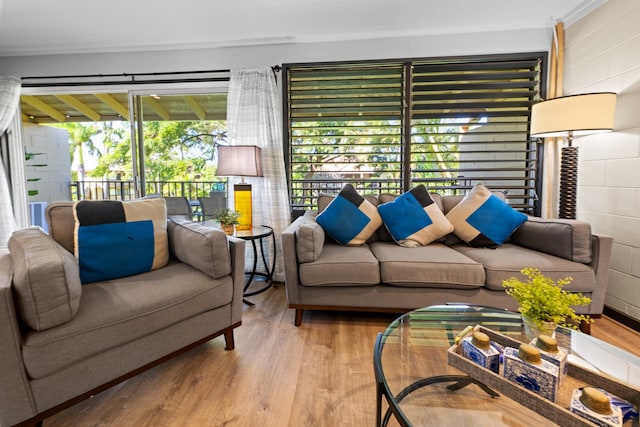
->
[370,241,485,288]
[167,216,231,279]
[45,201,75,253]
[73,198,169,284]
[8,227,82,331]
[446,184,527,247]
[453,244,596,292]
[295,211,325,263]
[510,216,592,264]
[316,184,382,246]
[378,185,453,248]
[298,243,380,286]
[21,261,233,380]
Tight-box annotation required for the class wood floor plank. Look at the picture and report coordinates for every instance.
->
[44,286,639,426]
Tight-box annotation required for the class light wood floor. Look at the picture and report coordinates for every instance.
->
[46,285,640,427]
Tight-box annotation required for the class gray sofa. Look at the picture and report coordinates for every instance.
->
[0,201,245,427]
[282,193,613,328]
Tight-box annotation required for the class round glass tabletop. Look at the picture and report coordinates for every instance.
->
[375,305,611,427]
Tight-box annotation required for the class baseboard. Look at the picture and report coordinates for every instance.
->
[603,305,640,332]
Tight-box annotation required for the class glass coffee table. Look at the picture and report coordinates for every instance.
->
[374,304,640,427]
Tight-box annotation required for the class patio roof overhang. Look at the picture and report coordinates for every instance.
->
[20,92,228,124]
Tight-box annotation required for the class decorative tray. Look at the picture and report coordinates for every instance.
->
[447,326,640,427]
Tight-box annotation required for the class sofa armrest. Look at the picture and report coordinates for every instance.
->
[586,234,613,315]
[168,216,232,279]
[510,216,593,263]
[227,236,245,324]
[0,249,38,426]
[295,211,324,263]
[282,216,306,305]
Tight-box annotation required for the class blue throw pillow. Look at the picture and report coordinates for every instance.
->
[378,185,454,247]
[446,184,527,247]
[316,184,382,246]
[73,198,169,284]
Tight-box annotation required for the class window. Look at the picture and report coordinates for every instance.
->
[283,53,546,216]
[20,70,230,203]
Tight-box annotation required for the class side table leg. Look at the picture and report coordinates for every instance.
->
[243,240,259,306]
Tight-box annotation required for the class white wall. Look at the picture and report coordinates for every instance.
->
[0,28,549,77]
[22,123,71,204]
[565,0,640,321]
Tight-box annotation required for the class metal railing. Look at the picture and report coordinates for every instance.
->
[70,180,228,201]
[72,176,535,216]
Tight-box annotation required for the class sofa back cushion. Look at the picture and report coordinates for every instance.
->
[46,201,76,253]
[510,217,592,264]
[167,216,231,279]
[9,227,82,331]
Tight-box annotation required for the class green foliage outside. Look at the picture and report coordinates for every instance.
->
[53,120,227,183]
[502,267,592,329]
[289,118,461,207]
[54,116,461,204]
[411,119,460,188]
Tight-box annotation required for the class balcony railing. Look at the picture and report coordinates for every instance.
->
[70,180,228,201]
[72,177,534,215]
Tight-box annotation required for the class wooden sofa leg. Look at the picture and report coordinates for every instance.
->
[295,308,303,327]
[224,329,235,350]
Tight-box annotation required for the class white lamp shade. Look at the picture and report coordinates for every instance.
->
[216,145,263,177]
[530,93,617,138]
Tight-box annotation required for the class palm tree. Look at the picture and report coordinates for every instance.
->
[65,123,102,182]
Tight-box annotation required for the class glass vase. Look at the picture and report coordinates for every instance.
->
[522,315,557,340]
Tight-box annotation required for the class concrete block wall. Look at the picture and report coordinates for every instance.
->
[565,0,640,321]
[22,123,72,206]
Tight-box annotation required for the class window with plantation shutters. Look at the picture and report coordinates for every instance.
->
[283,53,546,216]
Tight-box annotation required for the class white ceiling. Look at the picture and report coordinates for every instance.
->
[0,0,606,57]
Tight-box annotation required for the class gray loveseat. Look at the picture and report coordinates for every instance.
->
[282,193,613,328]
[0,201,245,427]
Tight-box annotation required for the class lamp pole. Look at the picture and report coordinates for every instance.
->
[559,131,577,219]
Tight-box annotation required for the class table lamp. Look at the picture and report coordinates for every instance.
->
[530,93,616,219]
[216,145,263,231]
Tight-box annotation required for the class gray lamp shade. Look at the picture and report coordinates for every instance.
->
[215,145,264,177]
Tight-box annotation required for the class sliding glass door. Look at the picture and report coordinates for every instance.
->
[132,90,228,200]
[19,78,230,211]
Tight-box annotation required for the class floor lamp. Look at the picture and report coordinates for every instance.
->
[530,93,616,219]
[216,145,263,231]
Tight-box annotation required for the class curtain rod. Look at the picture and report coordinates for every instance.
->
[22,65,282,82]
[21,69,231,81]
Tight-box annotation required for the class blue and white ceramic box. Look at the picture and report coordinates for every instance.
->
[461,334,500,374]
[569,388,623,427]
[530,336,568,379]
[503,346,560,402]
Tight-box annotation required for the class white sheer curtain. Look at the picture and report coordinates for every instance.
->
[0,77,21,247]
[227,68,291,281]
